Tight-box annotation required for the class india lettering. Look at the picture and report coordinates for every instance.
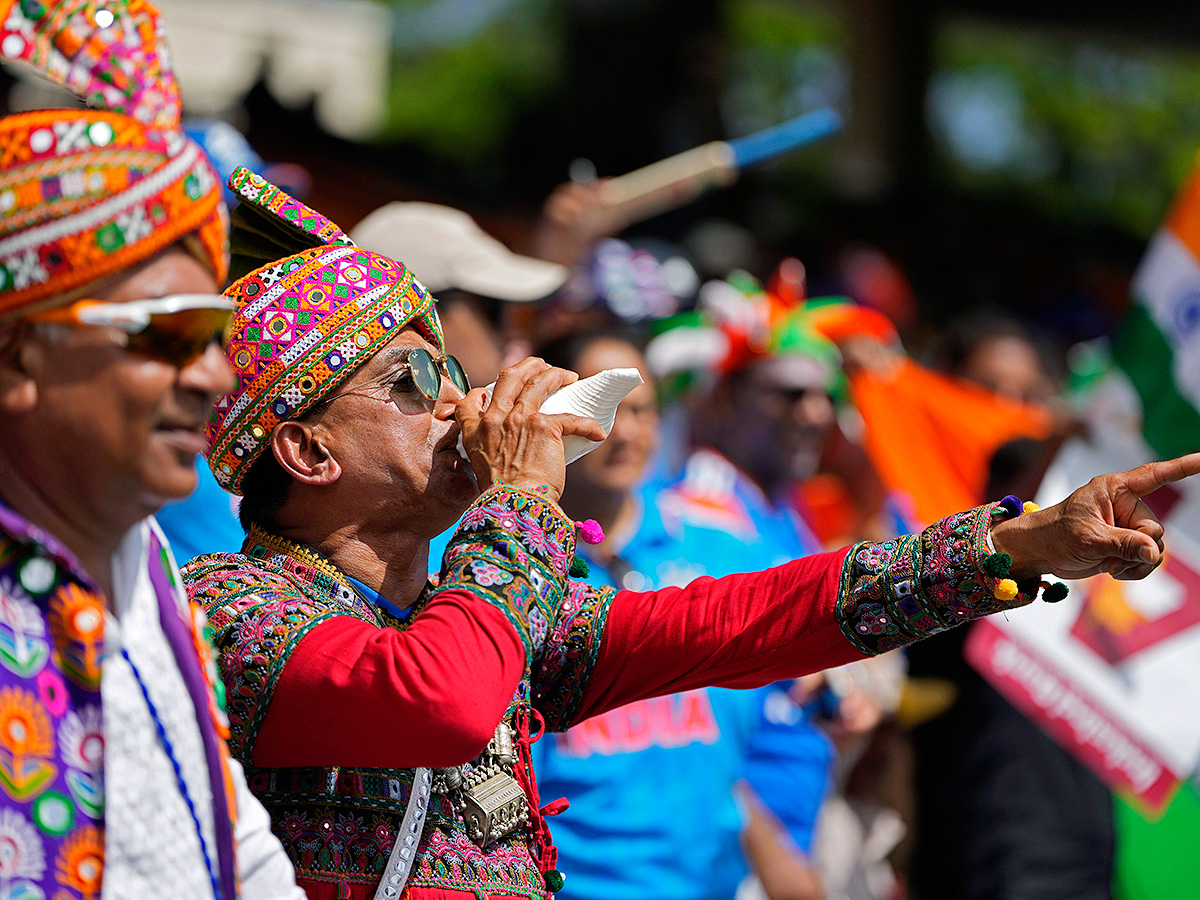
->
[556,690,720,757]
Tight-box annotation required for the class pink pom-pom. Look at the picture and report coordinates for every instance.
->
[578,519,605,545]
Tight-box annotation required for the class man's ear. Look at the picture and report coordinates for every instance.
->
[272,420,342,486]
[0,325,42,415]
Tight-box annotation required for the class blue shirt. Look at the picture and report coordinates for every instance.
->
[155,458,245,566]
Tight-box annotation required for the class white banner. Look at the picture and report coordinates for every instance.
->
[968,380,1200,811]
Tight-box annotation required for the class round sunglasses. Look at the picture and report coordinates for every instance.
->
[327,348,471,409]
[26,294,233,367]
[401,348,471,401]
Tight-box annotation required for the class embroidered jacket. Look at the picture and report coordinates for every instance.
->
[0,502,242,900]
[182,484,1033,900]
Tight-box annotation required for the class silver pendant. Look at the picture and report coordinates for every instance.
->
[461,769,529,845]
[432,722,530,846]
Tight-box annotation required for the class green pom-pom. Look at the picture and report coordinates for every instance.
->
[569,556,589,578]
[1042,581,1069,603]
[544,870,566,893]
[981,552,1012,578]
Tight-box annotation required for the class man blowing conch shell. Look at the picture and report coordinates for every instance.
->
[183,166,1200,900]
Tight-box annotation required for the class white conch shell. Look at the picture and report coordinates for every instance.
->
[458,367,644,465]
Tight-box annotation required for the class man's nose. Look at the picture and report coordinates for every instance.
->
[791,390,833,427]
[433,375,467,419]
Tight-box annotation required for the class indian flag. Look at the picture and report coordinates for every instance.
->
[968,162,1200,900]
[1115,169,1200,457]
[1106,169,1200,900]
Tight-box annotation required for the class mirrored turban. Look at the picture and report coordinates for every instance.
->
[0,0,226,316]
[207,167,445,494]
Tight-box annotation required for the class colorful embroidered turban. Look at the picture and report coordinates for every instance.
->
[207,167,444,494]
[0,0,226,315]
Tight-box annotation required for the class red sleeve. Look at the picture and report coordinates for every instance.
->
[571,502,1038,725]
[572,549,863,722]
[252,589,525,770]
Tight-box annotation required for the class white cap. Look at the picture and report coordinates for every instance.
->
[349,201,569,302]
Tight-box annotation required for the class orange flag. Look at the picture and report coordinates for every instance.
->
[850,358,1051,525]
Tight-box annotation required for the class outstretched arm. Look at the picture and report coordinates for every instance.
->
[560,454,1200,726]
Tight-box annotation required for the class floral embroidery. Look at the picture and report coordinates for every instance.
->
[436,485,576,663]
[54,824,102,899]
[0,685,58,803]
[835,504,1035,655]
[469,560,513,587]
[57,708,101,775]
[0,591,50,679]
[0,688,54,760]
[533,579,615,732]
[182,486,617,898]
[46,586,103,689]
[0,806,47,884]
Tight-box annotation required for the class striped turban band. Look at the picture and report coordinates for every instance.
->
[0,0,226,316]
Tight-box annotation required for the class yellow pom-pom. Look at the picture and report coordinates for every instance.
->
[1022,501,1040,515]
[993,578,1019,601]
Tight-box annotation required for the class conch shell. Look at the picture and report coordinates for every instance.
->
[458,368,644,465]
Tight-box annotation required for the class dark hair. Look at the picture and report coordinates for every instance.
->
[237,449,293,533]
[236,397,332,533]
[934,310,1061,383]
[536,325,647,373]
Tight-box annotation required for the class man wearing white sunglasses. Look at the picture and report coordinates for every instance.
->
[0,0,305,898]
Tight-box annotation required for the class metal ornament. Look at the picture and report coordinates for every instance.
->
[432,722,530,847]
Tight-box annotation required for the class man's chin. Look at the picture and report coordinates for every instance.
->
[136,467,201,513]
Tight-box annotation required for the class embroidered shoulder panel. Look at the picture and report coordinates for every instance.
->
[533,577,616,732]
[836,503,1033,655]
[435,485,576,665]
[182,551,377,758]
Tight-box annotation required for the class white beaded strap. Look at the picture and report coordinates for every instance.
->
[374,767,433,900]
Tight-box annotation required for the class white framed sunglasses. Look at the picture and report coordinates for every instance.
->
[26,294,234,366]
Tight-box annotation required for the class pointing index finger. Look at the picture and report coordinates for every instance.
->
[1122,452,1200,497]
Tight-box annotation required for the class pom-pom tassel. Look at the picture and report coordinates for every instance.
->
[982,552,1012,578]
[569,556,590,578]
[1041,581,1069,603]
[997,495,1023,518]
[993,578,1019,602]
[577,519,605,545]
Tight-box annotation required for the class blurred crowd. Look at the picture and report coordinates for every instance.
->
[163,119,1100,900]
[0,3,1157,900]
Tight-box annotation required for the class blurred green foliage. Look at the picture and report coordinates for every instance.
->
[932,20,1200,237]
[722,0,847,179]
[380,0,560,161]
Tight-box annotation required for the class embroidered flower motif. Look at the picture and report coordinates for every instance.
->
[528,606,549,647]
[520,527,549,557]
[279,812,307,836]
[36,669,68,718]
[0,807,46,881]
[55,825,102,899]
[0,592,45,637]
[0,687,53,760]
[58,706,103,774]
[854,609,894,636]
[469,560,513,588]
[337,813,364,837]
[458,507,488,532]
[47,585,104,687]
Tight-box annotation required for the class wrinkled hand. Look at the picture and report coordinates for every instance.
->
[991,453,1200,582]
[455,358,607,502]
